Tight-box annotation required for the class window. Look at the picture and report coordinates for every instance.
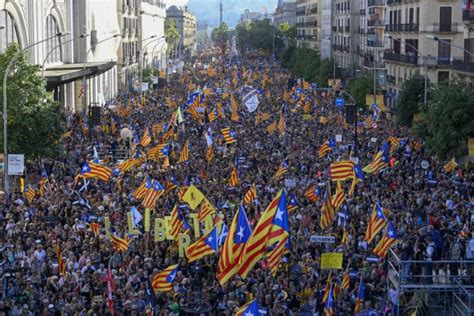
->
[0,10,20,53]
[45,15,62,64]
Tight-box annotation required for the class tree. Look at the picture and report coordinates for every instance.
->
[0,44,65,160]
[318,58,341,87]
[279,23,297,48]
[165,18,180,54]
[348,75,377,111]
[394,75,426,127]
[235,20,284,56]
[417,81,474,159]
[211,23,230,54]
[235,22,251,55]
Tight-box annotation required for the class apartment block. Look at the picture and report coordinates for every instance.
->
[333,0,360,77]
[296,0,318,50]
[384,0,464,102]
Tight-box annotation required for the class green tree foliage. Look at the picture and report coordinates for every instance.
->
[394,75,426,127]
[348,75,377,111]
[0,44,65,160]
[235,20,284,55]
[165,18,180,53]
[417,81,474,159]
[279,23,297,47]
[211,23,230,53]
[235,22,251,55]
[318,59,340,88]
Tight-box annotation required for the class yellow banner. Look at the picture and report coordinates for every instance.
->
[321,252,343,269]
[182,185,206,210]
[365,95,387,110]
[469,138,474,157]
[328,79,341,88]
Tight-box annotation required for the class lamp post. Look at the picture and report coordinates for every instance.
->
[139,35,163,99]
[151,39,167,69]
[386,35,428,107]
[426,35,474,59]
[41,33,89,79]
[82,33,121,116]
[3,32,70,197]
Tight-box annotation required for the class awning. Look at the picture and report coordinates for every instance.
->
[44,61,116,90]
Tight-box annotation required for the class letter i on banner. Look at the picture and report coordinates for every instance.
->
[144,209,151,232]
[104,217,111,240]
[127,212,140,235]
[189,213,201,238]
[154,218,166,242]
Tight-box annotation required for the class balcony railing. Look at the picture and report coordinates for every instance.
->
[452,59,474,74]
[367,40,383,47]
[360,9,366,16]
[368,0,385,6]
[384,51,418,65]
[296,10,305,16]
[386,0,402,5]
[385,23,419,32]
[462,10,474,22]
[363,59,385,68]
[428,23,459,33]
[424,56,452,67]
[368,19,384,27]
[333,44,350,51]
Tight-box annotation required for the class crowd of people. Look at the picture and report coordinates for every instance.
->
[0,50,473,316]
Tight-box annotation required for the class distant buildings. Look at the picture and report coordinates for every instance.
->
[296,0,318,50]
[166,5,197,59]
[275,0,297,27]
[240,9,272,24]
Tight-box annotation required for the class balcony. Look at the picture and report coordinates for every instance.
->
[423,56,452,67]
[387,74,396,84]
[345,26,350,32]
[462,10,474,23]
[310,7,317,14]
[384,51,418,65]
[428,23,459,33]
[360,9,366,16]
[333,44,349,51]
[367,40,383,48]
[368,0,385,7]
[363,59,385,68]
[332,26,337,32]
[386,0,401,5]
[296,22,305,27]
[296,9,305,16]
[452,59,474,74]
[305,21,317,27]
[368,19,384,28]
[385,23,419,32]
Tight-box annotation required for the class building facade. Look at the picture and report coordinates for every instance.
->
[141,0,167,70]
[166,5,197,60]
[296,0,318,49]
[384,0,464,102]
[333,0,360,77]
[320,0,333,59]
[275,0,297,28]
[239,9,271,24]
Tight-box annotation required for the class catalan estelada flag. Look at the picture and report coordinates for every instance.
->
[320,185,335,229]
[140,128,152,147]
[331,182,345,212]
[235,300,259,316]
[273,160,288,181]
[228,167,239,187]
[365,203,387,244]
[205,145,214,163]
[152,264,178,292]
[221,128,237,144]
[217,205,252,285]
[329,161,355,181]
[373,222,398,258]
[38,167,48,196]
[266,121,277,134]
[243,184,257,205]
[364,142,390,174]
[147,144,170,161]
[55,244,66,276]
[287,194,298,213]
[111,234,129,252]
[133,178,150,200]
[142,180,164,209]
[267,190,289,246]
[342,270,350,290]
[277,111,285,134]
[354,278,365,313]
[178,140,189,163]
[186,225,219,263]
[198,198,216,222]
[80,161,112,182]
[324,284,335,316]
[90,222,100,236]
[23,185,37,203]
[238,190,284,279]
[170,205,191,239]
[267,234,289,276]
[443,158,458,173]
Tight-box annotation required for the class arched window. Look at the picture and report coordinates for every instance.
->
[45,15,62,64]
[0,10,20,53]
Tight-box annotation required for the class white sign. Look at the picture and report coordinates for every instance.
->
[335,134,342,142]
[141,83,149,92]
[151,76,159,84]
[370,137,378,143]
[8,154,24,175]
[285,178,296,188]
[242,90,259,113]
[310,235,336,243]
[350,157,359,164]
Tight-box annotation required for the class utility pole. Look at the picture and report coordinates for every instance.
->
[220,0,223,25]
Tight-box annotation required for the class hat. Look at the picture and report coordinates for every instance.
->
[98,206,105,211]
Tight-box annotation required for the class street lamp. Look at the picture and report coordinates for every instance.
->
[139,36,164,99]
[2,32,70,198]
[151,39,167,69]
[385,35,428,107]
[426,35,474,59]
[41,33,89,79]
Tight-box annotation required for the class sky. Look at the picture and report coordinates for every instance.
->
[187,0,277,28]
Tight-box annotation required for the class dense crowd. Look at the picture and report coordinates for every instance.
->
[0,51,473,316]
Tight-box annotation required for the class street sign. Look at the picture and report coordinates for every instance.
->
[309,235,336,243]
[335,97,345,107]
[8,154,24,175]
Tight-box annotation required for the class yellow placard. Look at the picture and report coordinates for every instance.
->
[303,114,314,121]
[328,79,341,88]
[104,216,111,240]
[365,95,387,111]
[469,138,474,158]
[127,212,140,235]
[321,252,343,270]
[144,209,151,232]
[182,185,206,210]
[319,116,328,125]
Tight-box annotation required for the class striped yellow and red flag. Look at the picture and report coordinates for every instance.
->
[267,235,289,276]
[331,182,345,213]
[373,222,398,258]
[329,161,355,181]
[111,234,129,252]
[55,244,66,276]
[304,185,320,202]
[342,270,350,290]
[320,185,335,229]
[243,185,257,205]
[140,128,152,147]
[443,158,458,173]
[90,222,100,236]
[365,204,387,244]
[205,146,214,163]
[277,112,285,134]
[228,168,239,187]
[198,199,216,222]
[152,264,178,292]
[133,178,149,200]
[80,162,112,182]
[23,185,37,203]
[266,122,277,134]
[178,140,189,163]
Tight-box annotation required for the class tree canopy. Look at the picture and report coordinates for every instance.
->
[165,18,180,53]
[394,75,427,127]
[211,23,230,54]
[0,44,65,160]
[235,20,284,56]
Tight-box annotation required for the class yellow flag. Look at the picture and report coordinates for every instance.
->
[182,185,206,210]
[320,253,343,269]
